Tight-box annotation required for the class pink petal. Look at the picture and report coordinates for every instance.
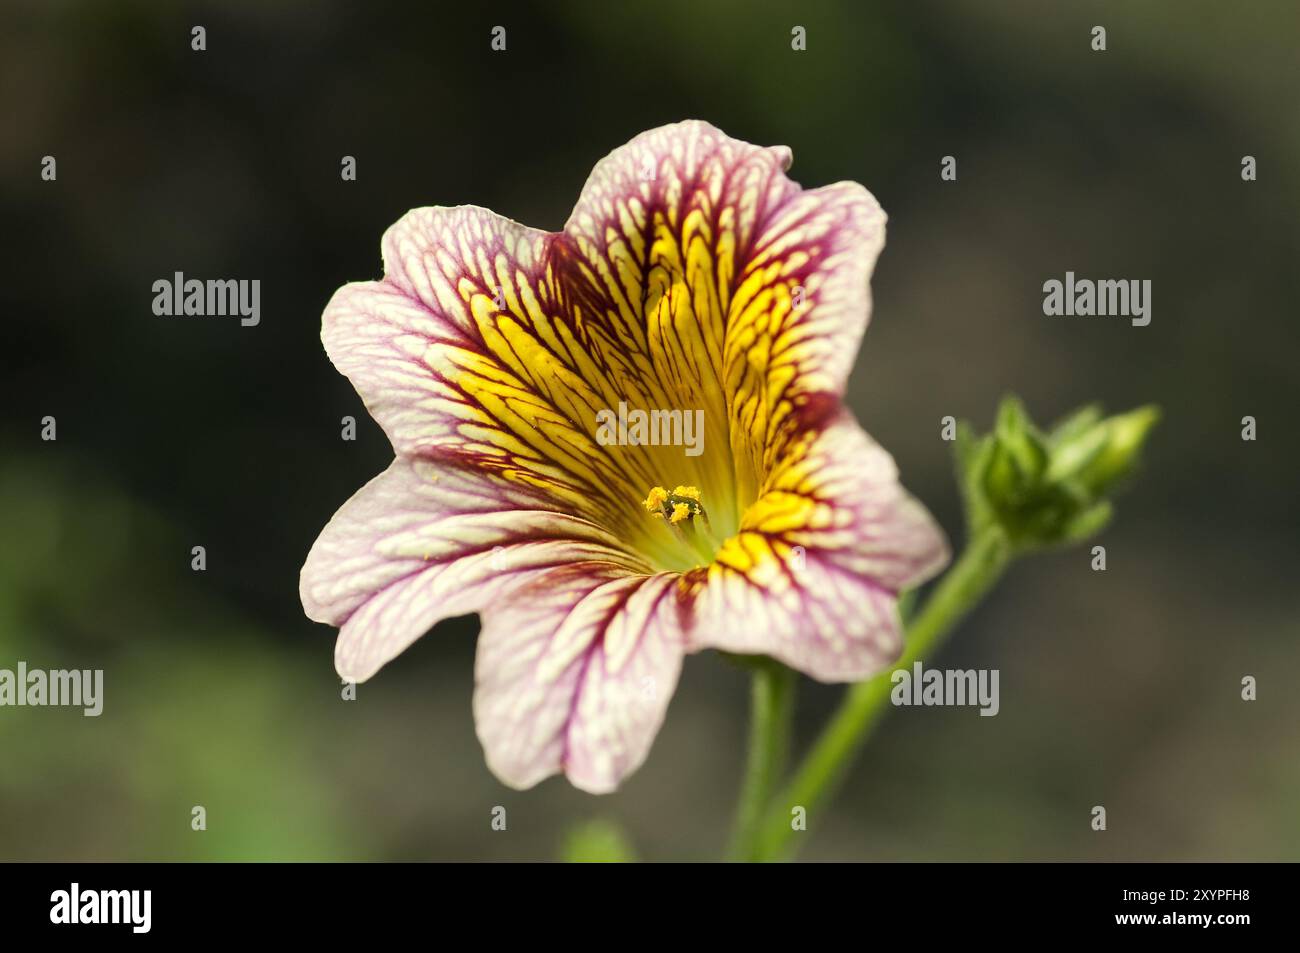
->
[473,566,684,793]
[300,457,645,682]
[685,413,949,682]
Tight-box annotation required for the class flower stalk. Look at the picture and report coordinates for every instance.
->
[742,526,1011,862]
[727,659,798,861]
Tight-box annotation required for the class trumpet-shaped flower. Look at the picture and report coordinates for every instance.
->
[300,121,948,793]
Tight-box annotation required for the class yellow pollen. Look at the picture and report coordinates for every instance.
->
[642,486,668,513]
[643,484,708,527]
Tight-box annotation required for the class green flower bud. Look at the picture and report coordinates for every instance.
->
[983,397,1048,506]
[956,398,1158,552]
[1070,405,1160,497]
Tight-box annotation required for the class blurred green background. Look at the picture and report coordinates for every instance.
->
[1,0,1296,861]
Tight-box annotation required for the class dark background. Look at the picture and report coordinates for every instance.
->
[1,0,1295,860]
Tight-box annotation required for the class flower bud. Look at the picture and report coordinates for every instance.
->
[957,398,1158,551]
[1068,406,1160,497]
[984,397,1048,506]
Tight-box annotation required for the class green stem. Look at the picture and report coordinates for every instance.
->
[750,528,1013,862]
[727,659,797,861]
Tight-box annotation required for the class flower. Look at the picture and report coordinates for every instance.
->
[300,121,949,793]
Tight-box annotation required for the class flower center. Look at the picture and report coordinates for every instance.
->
[641,485,720,569]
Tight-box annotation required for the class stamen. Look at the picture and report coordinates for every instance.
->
[641,485,708,525]
[642,486,669,514]
[642,484,715,564]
